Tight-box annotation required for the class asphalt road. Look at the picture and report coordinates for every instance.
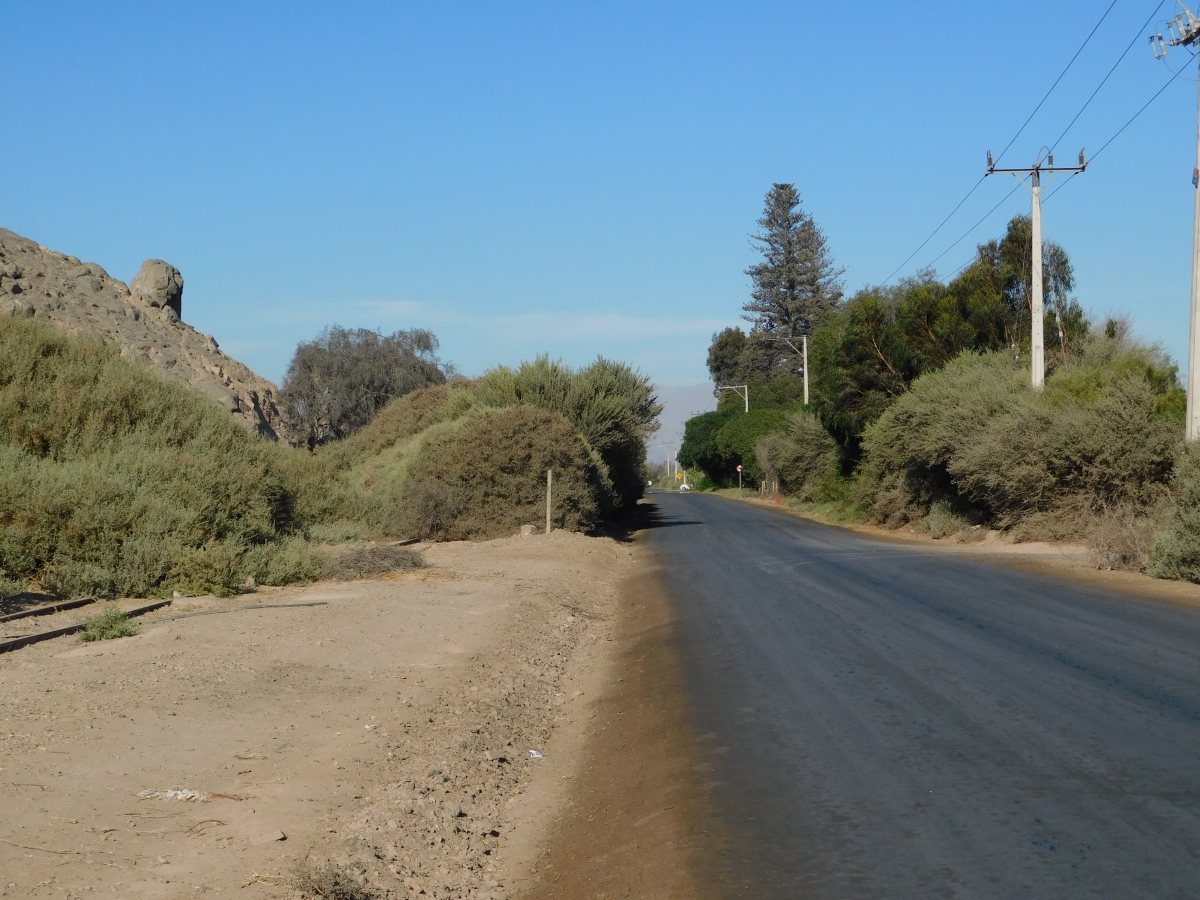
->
[646,491,1200,899]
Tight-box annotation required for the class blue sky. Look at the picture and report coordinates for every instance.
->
[3,1,1197,387]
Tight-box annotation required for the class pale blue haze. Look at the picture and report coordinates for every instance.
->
[1,1,1195,385]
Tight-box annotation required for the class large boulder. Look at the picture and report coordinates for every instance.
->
[131,259,184,319]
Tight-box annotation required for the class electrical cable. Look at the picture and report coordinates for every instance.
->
[993,0,1121,167]
[921,181,1024,271]
[878,178,985,284]
[1044,53,1194,204]
[877,0,1120,284]
[1051,0,1168,152]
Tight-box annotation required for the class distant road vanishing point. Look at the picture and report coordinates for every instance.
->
[647,491,1200,898]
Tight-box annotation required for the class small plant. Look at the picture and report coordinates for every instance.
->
[292,861,378,900]
[78,606,139,642]
[322,544,426,581]
[0,574,25,603]
[923,502,970,540]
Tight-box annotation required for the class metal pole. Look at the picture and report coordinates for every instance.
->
[1030,171,1044,389]
[1188,70,1200,441]
[545,469,552,534]
[743,386,748,413]
[802,335,809,405]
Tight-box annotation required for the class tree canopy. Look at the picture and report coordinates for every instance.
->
[280,326,448,448]
[687,206,1091,485]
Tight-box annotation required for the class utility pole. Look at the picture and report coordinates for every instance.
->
[765,335,810,405]
[658,444,675,482]
[1152,8,1200,440]
[717,384,749,412]
[985,149,1086,389]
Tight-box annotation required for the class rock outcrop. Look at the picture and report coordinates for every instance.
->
[0,228,285,439]
[130,259,184,319]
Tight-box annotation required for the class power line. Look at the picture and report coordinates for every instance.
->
[1051,0,1168,152]
[944,52,1193,275]
[994,0,1121,166]
[878,178,984,284]
[1044,54,1193,204]
[922,181,1024,271]
[877,0,1120,285]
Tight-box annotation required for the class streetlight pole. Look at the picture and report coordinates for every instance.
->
[717,384,749,412]
[1152,9,1200,440]
[985,149,1086,389]
[764,335,809,405]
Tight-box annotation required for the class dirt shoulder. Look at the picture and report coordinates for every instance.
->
[513,555,727,900]
[723,493,1200,611]
[0,530,636,900]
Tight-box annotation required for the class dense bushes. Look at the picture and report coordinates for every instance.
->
[855,338,1183,539]
[679,376,805,486]
[474,356,660,511]
[0,316,322,599]
[756,410,839,501]
[311,357,659,540]
[0,318,653,601]
[396,406,601,539]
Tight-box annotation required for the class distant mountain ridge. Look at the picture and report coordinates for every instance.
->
[0,228,284,438]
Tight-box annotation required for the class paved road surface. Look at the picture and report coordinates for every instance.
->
[646,491,1200,898]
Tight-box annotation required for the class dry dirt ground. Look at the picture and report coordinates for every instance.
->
[0,530,640,900]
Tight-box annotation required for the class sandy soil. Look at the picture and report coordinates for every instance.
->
[0,530,637,900]
[516,565,728,900]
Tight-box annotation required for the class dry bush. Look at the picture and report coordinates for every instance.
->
[397,406,600,540]
[1149,443,1200,581]
[291,861,377,900]
[322,544,425,580]
[1088,503,1160,571]
[755,410,838,501]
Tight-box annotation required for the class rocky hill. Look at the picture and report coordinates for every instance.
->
[0,228,284,438]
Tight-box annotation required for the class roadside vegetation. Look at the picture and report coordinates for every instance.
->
[0,317,658,601]
[77,605,139,642]
[681,182,1198,581]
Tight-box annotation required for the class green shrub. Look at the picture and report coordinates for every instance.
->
[1149,444,1200,581]
[475,356,661,511]
[755,410,839,501]
[923,501,970,539]
[857,338,1181,534]
[0,572,26,604]
[78,605,139,642]
[0,316,323,598]
[396,406,601,540]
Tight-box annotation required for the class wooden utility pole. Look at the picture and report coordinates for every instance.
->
[545,469,553,534]
[985,149,1086,389]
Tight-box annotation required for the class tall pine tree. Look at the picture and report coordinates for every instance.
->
[743,184,844,338]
